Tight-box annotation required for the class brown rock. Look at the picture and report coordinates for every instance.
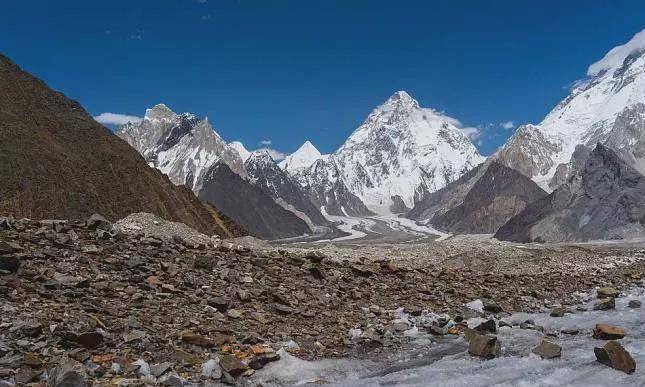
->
[218,354,249,376]
[532,340,562,359]
[597,287,620,299]
[593,324,626,340]
[74,332,104,349]
[594,341,636,374]
[180,331,216,348]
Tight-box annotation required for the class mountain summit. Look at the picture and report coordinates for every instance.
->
[332,90,485,214]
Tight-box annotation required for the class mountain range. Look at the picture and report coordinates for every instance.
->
[4,29,645,244]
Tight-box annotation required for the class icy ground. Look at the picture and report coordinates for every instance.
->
[319,214,450,243]
[255,287,645,386]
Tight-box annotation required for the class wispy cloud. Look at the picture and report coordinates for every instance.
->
[94,112,142,126]
[258,147,286,161]
[501,121,514,130]
[259,139,272,146]
[458,126,482,140]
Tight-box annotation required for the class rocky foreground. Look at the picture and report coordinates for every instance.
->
[1,216,645,386]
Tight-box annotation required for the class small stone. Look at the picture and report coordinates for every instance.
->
[593,324,626,340]
[158,372,185,386]
[550,307,566,317]
[47,362,87,387]
[150,362,173,377]
[628,300,641,309]
[207,297,230,312]
[248,353,280,370]
[15,367,40,384]
[0,256,20,273]
[594,341,635,374]
[597,287,620,299]
[74,332,104,349]
[202,358,222,380]
[498,321,512,328]
[594,298,615,310]
[532,340,562,359]
[482,299,502,313]
[180,331,216,348]
[561,328,579,335]
[468,333,501,359]
[274,304,294,315]
[86,214,112,231]
[218,355,249,377]
[227,309,242,319]
[473,319,496,334]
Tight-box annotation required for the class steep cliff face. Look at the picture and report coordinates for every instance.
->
[408,160,547,234]
[198,162,312,240]
[0,53,238,237]
[245,150,331,229]
[495,144,645,243]
[117,104,246,192]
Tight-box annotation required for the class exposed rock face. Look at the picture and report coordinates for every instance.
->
[0,54,232,236]
[497,30,645,190]
[408,160,547,234]
[199,162,311,239]
[495,144,645,243]
[117,104,246,192]
[289,156,375,217]
[244,150,331,229]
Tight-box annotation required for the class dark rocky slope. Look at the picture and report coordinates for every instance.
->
[244,151,331,229]
[495,144,645,243]
[0,54,237,236]
[199,162,312,239]
[408,160,547,234]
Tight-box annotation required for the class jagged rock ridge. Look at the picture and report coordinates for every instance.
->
[408,160,548,234]
[495,144,645,243]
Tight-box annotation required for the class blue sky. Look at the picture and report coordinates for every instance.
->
[2,1,645,157]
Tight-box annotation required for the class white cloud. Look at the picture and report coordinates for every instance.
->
[258,147,286,161]
[94,112,143,126]
[501,121,515,130]
[458,126,481,140]
[259,139,272,146]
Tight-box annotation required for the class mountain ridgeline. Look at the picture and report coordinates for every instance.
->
[0,53,241,237]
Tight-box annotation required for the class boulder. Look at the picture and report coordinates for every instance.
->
[473,319,497,334]
[594,298,615,310]
[482,299,502,313]
[597,287,620,299]
[86,214,112,231]
[594,341,636,374]
[48,362,87,387]
[532,340,562,359]
[628,300,641,309]
[218,355,248,377]
[593,324,626,340]
[550,307,566,317]
[468,333,501,359]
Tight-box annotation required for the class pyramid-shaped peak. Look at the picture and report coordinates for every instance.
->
[296,140,321,156]
[144,103,177,121]
[381,90,420,111]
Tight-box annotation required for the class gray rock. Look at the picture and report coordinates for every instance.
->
[628,300,641,308]
[468,333,501,359]
[48,362,87,387]
[532,340,562,359]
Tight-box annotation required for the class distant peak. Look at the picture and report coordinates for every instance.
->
[144,103,177,121]
[381,90,419,110]
[296,140,321,156]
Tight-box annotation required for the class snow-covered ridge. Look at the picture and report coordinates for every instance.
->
[230,141,251,162]
[498,29,645,190]
[281,90,485,215]
[116,104,246,193]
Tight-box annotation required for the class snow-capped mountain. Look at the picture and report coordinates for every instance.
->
[245,150,331,229]
[283,91,485,215]
[278,140,324,172]
[229,141,251,162]
[117,104,246,192]
[497,29,645,190]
